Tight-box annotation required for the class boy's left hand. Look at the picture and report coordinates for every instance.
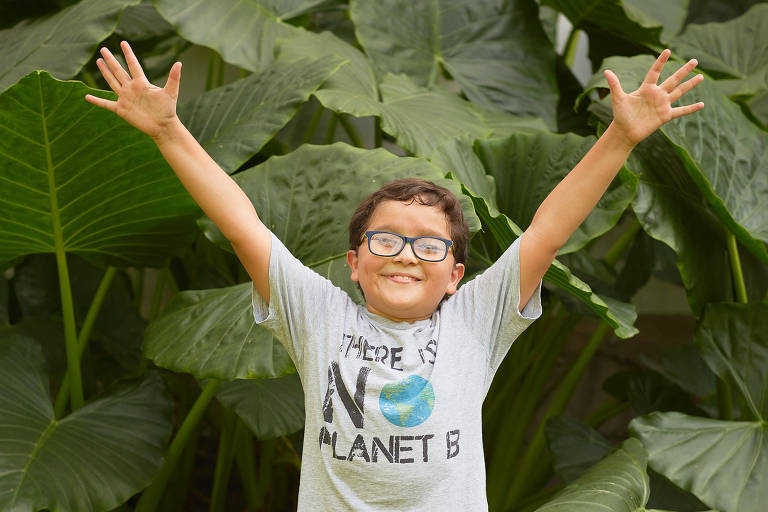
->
[606,49,704,147]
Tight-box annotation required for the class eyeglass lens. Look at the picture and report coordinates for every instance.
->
[369,232,447,261]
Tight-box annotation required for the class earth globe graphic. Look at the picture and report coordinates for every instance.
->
[379,375,435,427]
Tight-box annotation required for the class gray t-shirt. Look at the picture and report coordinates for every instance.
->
[252,232,542,511]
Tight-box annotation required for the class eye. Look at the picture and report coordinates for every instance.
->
[415,239,443,255]
[373,234,399,247]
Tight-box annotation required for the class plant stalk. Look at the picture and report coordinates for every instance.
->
[54,266,117,417]
[726,232,748,304]
[584,396,630,428]
[148,268,170,322]
[324,114,338,144]
[210,407,238,512]
[136,380,223,512]
[336,113,364,148]
[604,218,641,266]
[562,28,581,68]
[504,321,611,509]
[235,423,262,510]
[302,103,325,144]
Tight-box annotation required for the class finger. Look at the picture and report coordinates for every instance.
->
[84,94,117,113]
[644,49,671,85]
[164,61,182,100]
[99,47,131,85]
[660,58,698,92]
[96,58,122,93]
[670,101,705,119]
[669,73,704,103]
[120,40,146,80]
[604,69,625,98]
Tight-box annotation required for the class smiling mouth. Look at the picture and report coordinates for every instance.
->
[385,273,422,283]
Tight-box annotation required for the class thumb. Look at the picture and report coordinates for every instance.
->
[164,61,182,100]
[604,69,624,99]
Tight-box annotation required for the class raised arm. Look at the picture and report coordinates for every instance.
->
[85,41,272,303]
[518,50,704,309]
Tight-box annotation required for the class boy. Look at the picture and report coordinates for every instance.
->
[86,41,703,510]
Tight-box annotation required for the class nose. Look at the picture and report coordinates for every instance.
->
[393,241,419,263]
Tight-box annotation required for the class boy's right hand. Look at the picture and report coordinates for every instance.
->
[85,40,181,142]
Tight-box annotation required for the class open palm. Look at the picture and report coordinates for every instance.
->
[85,41,181,140]
[606,50,704,146]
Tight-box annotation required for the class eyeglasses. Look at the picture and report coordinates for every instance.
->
[363,230,453,262]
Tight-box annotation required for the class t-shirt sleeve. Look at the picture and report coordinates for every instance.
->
[251,232,352,367]
[443,236,542,379]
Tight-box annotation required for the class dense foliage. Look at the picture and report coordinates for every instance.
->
[0,0,766,510]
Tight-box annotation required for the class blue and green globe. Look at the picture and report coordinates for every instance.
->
[379,375,435,427]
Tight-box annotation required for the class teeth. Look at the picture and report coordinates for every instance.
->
[389,275,418,282]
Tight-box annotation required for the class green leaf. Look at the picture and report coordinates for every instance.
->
[546,416,614,483]
[632,412,766,512]
[350,0,559,128]
[153,0,311,71]
[379,74,546,158]
[543,0,664,49]
[276,29,381,117]
[0,335,173,512]
[144,282,294,379]
[535,438,650,512]
[146,143,479,379]
[179,55,344,173]
[217,374,305,439]
[474,132,638,254]
[695,302,768,419]
[672,4,768,98]
[585,55,768,266]
[632,302,768,512]
[0,0,139,93]
[115,1,175,40]
[0,72,200,268]
[465,186,639,338]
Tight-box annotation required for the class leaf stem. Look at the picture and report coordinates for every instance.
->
[210,407,237,512]
[562,28,581,68]
[235,423,262,510]
[136,379,222,512]
[54,266,117,417]
[336,113,364,148]
[302,103,325,144]
[726,232,748,303]
[604,218,641,266]
[148,268,169,322]
[324,114,338,144]
[41,74,84,411]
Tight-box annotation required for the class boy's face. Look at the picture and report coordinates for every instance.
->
[346,199,465,323]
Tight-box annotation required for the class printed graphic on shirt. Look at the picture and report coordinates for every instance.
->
[379,375,435,427]
[318,332,460,463]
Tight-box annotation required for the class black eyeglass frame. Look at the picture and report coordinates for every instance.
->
[363,230,454,262]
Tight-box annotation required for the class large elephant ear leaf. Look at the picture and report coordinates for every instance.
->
[153,0,319,71]
[585,55,768,266]
[0,334,173,512]
[671,4,768,98]
[0,72,199,268]
[146,143,480,380]
[632,302,768,512]
[534,438,650,512]
[695,302,768,420]
[350,0,559,128]
[542,0,682,50]
[179,55,345,173]
[217,374,305,439]
[0,0,139,93]
[474,132,637,255]
[464,186,638,338]
[275,29,382,118]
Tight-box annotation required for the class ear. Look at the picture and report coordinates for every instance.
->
[445,262,465,295]
[346,250,360,282]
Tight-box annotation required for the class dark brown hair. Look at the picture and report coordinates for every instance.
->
[348,178,469,265]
